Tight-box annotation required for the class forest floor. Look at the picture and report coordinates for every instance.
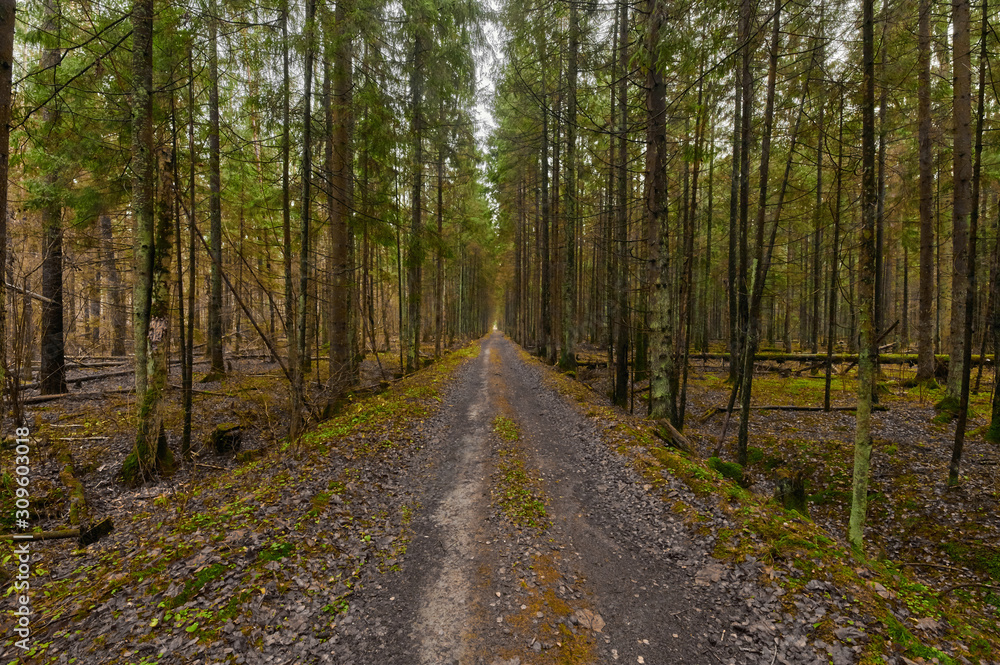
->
[1,333,998,665]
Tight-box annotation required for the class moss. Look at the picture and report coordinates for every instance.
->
[933,394,962,423]
[165,563,228,609]
[492,415,520,442]
[885,615,957,665]
[257,541,294,563]
[707,457,744,482]
[985,419,1000,444]
[941,541,1000,581]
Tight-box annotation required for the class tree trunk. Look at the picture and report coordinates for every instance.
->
[849,0,877,554]
[646,0,677,426]
[540,27,552,362]
[736,0,779,466]
[613,0,629,407]
[99,215,126,356]
[407,25,425,373]
[328,0,352,391]
[949,0,984,485]
[281,0,295,378]
[560,0,579,371]
[131,0,155,400]
[0,0,11,399]
[944,0,972,413]
[39,0,66,396]
[292,0,316,436]
[727,15,744,381]
[183,51,196,462]
[207,0,225,378]
[988,198,1000,443]
[825,94,844,412]
[123,148,177,486]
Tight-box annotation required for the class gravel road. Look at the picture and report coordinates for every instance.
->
[336,333,832,665]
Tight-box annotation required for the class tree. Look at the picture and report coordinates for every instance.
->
[122,0,175,485]
[406,3,426,374]
[613,0,629,408]
[949,0,986,485]
[0,0,13,401]
[646,0,678,426]
[915,0,935,382]
[327,0,353,390]
[849,0,878,553]
[942,0,972,416]
[38,0,66,395]
[559,0,578,371]
[206,0,225,380]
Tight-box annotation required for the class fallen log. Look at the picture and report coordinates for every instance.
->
[21,389,133,405]
[702,404,888,418]
[689,350,992,366]
[0,518,113,547]
[19,359,213,391]
[652,419,694,454]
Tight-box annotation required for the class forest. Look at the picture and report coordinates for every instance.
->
[0,0,999,662]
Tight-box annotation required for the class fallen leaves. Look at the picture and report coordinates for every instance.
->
[574,608,605,632]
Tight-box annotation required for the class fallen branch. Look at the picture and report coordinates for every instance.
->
[702,404,888,417]
[898,562,971,572]
[20,359,212,391]
[751,404,888,412]
[652,419,694,454]
[5,282,55,304]
[938,582,1000,598]
[0,518,113,547]
[21,389,133,405]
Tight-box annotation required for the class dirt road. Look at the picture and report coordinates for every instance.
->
[334,333,825,665]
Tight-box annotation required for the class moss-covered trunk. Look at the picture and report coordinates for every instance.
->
[122,150,176,486]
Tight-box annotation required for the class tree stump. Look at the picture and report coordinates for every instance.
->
[208,423,242,455]
[774,468,808,515]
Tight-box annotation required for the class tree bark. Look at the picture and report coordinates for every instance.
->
[989,198,1000,443]
[916,0,935,380]
[646,0,677,426]
[39,0,66,396]
[613,0,629,407]
[944,0,972,411]
[131,0,154,400]
[736,0,780,466]
[207,0,225,378]
[949,0,984,485]
[849,0,878,554]
[123,148,177,486]
[0,0,11,399]
[407,24,425,373]
[328,0,352,390]
[560,0,579,371]
[825,94,845,412]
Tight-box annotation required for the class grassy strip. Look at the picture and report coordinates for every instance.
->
[491,415,548,530]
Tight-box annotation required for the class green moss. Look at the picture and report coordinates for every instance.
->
[165,563,228,610]
[707,457,744,482]
[885,615,957,665]
[985,419,1000,444]
[746,447,765,466]
[941,541,1000,581]
[492,415,520,442]
[933,394,962,423]
[257,541,294,563]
